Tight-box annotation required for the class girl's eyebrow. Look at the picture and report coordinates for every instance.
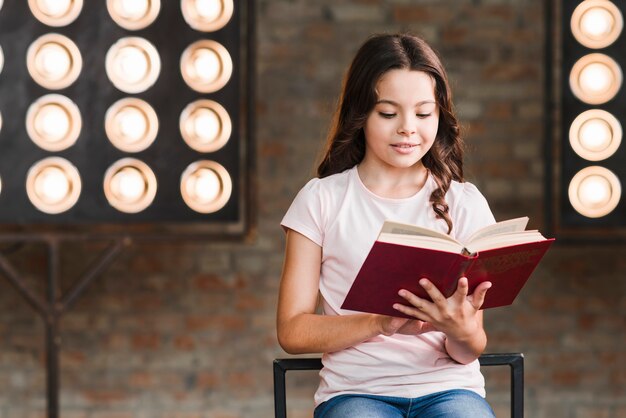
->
[375,99,436,106]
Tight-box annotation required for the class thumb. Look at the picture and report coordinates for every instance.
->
[468,281,492,310]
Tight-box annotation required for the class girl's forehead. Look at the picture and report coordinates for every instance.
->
[375,69,437,102]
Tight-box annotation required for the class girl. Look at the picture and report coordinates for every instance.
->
[277,33,496,418]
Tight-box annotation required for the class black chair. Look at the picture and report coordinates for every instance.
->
[274,353,524,418]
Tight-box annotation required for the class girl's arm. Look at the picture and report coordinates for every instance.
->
[277,229,407,354]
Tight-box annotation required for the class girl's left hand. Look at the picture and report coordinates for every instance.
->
[392,277,491,341]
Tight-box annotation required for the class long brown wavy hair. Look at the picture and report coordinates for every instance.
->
[317,33,464,234]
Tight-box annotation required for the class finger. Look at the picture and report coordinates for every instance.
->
[397,288,432,312]
[418,278,447,308]
[452,277,470,303]
[393,302,430,321]
[468,281,492,309]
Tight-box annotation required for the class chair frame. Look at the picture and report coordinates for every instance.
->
[274,353,524,418]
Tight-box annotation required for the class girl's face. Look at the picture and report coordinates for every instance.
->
[362,69,439,171]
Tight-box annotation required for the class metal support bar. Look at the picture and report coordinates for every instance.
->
[0,235,130,418]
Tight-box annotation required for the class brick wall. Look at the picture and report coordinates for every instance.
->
[0,0,624,417]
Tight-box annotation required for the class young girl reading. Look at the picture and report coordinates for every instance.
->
[277,33,497,418]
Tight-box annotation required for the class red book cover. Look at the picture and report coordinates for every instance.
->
[341,239,554,318]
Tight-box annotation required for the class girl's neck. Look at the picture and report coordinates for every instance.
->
[356,162,429,199]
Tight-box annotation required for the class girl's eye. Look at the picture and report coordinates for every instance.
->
[417,113,432,118]
[378,112,395,119]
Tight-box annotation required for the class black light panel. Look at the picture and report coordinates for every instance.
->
[0,0,253,237]
[554,0,626,240]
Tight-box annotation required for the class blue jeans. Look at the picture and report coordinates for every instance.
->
[314,389,495,418]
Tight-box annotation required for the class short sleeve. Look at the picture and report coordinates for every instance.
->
[281,178,324,247]
[451,182,496,243]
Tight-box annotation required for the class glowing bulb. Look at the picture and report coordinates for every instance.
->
[106,38,160,93]
[37,43,71,80]
[193,48,221,83]
[581,7,614,39]
[118,0,149,19]
[26,157,81,214]
[180,40,231,93]
[570,54,622,104]
[36,104,70,141]
[192,108,220,143]
[189,168,221,203]
[36,166,70,204]
[39,0,72,17]
[579,119,611,152]
[195,0,222,21]
[104,158,156,213]
[579,62,613,94]
[118,46,149,83]
[112,167,146,202]
[569,166,621,218]
[579,175,611,207]
[117,107,147,142]
[180,161,231,213]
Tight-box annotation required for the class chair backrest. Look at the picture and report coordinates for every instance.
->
[273,353,523,418]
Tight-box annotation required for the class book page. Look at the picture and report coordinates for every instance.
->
[380,220,459,243]
[466,217,530,244]
[378,232,465,254]
[466,230,546,253]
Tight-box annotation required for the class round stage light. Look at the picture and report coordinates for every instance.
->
[26,94,81,152]
[571,0,623,49]
[26,157,81,214]
[104,158,157,213]
[179,99,231,152]
[568,166,621,218]
[570,53,622,104]
[105,98,158,153]
[180,160,231,213]
[181,0,234,32]
[569,109,621,161]
[107,0,161,31]
[27,33,82,90]
[0,45,4,75]
[105,37,161,94]
[180,40,232,93]
[28,0,83,27]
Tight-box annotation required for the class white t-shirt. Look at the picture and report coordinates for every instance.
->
[281,165,496,406]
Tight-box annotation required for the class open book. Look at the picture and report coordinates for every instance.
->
[341,217,554,317]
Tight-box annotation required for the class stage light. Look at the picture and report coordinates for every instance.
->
[26,94,82,152]
[105,98,158,153]
[549,1,626,240]
[107,0,160,31]
[571,0,623,49]
[568,166,621,218]
[180,40,232,93]
[27,33,82,90]
[103,158,157,214]
[180,99,231,152]
[26,157,82,214]
[180,161,232,214]
[105,37,161,94]
[181,0,234,32]
[0,0,253,236]
[28,0,83,27]
[0,44,3,74]
[569,53,622,104]
[569,109,621,161]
